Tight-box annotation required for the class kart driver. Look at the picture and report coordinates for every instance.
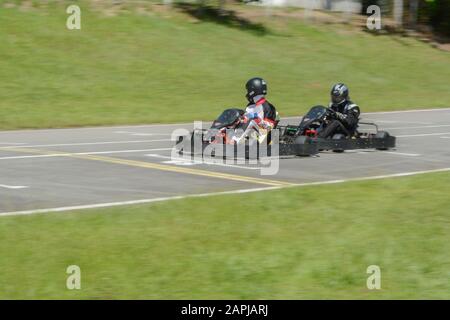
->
[318,83,361,138]
[232,77,278,143]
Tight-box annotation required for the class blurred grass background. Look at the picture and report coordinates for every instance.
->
[0,0,449,129]
[1,1,450,300]
[0,172,449,299]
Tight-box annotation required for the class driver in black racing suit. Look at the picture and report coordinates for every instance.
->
[318,83,361,138]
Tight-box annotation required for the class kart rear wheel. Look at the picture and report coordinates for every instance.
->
[375,131,390,139]
[294,136,308,145]
[375,131,390,150]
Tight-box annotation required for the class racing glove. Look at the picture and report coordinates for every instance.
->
[335,112,347,122]
[260,120,274,130]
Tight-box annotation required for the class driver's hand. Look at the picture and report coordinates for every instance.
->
[326,109,336,119]
[260,120,273,130]
[335,112,346,121]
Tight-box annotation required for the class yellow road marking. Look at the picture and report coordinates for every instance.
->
[5,147,293,187]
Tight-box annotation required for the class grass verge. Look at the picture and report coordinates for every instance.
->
[0,172,449,299]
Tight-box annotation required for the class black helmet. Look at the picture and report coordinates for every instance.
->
[330,83,349,105]
[246,77,267,103]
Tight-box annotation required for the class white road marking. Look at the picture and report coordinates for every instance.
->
[337,149,421,157]
[0,143,26,145]
[0,184,29,189]
[0,148,173,161]
[347,150,379,154]
[0,123,191,134]
[130,133,171,136]
[354,150,422,157]
[0,139,172,149]
[291,168,450,187]
[440,137,450,139]
[162,160,196,166]
[380,124,450,130]
[397,132,450,138]
[0,186,282,217]
[146,154,261,170]
[363,120,433,125]
[361,119,433,125]
[115,131,172,136]
[1,167,450,217]
[384,152,422,157]
[363,108,450,115]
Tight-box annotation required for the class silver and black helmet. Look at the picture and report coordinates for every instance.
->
[330,83,349,105]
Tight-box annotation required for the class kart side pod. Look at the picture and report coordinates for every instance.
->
[176,130,320,158]
[315,131,396,152]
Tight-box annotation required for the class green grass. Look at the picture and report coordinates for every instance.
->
[1,172,449,299]
[0,1,449,129]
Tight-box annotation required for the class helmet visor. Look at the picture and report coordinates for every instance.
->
[246,90,255,102]
[331,94,345,104]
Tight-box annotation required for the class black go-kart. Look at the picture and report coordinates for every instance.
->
[280,105,396,153]
[176,105,396,158]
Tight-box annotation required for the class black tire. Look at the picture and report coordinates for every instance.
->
[294,136,309,145]
[332,133,346,140]
[375,131,390,150]
[375,131,390,139]
[332,133,345,153]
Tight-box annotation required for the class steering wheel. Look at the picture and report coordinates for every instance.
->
[326,108,337,120]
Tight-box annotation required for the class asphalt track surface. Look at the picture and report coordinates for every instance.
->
[1,108,449,216]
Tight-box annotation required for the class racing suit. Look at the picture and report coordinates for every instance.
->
[231,97,277,143]
[318,100,360,138]
[244,98,278,129]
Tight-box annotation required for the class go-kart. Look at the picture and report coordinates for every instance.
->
[280,105,396,153]
[203,108,272,145]
[176,108,318,158]
[176,105,396,158]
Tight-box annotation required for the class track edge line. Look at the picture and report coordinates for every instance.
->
[1,167,450,217]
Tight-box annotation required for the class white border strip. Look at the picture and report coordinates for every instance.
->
[0,186,282,217]
[1,167,449,217]
[0,139,171,149]
[362,108,450,115]
[397,132,450,138]
[0,184,29,190]
[0,148,173,161]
